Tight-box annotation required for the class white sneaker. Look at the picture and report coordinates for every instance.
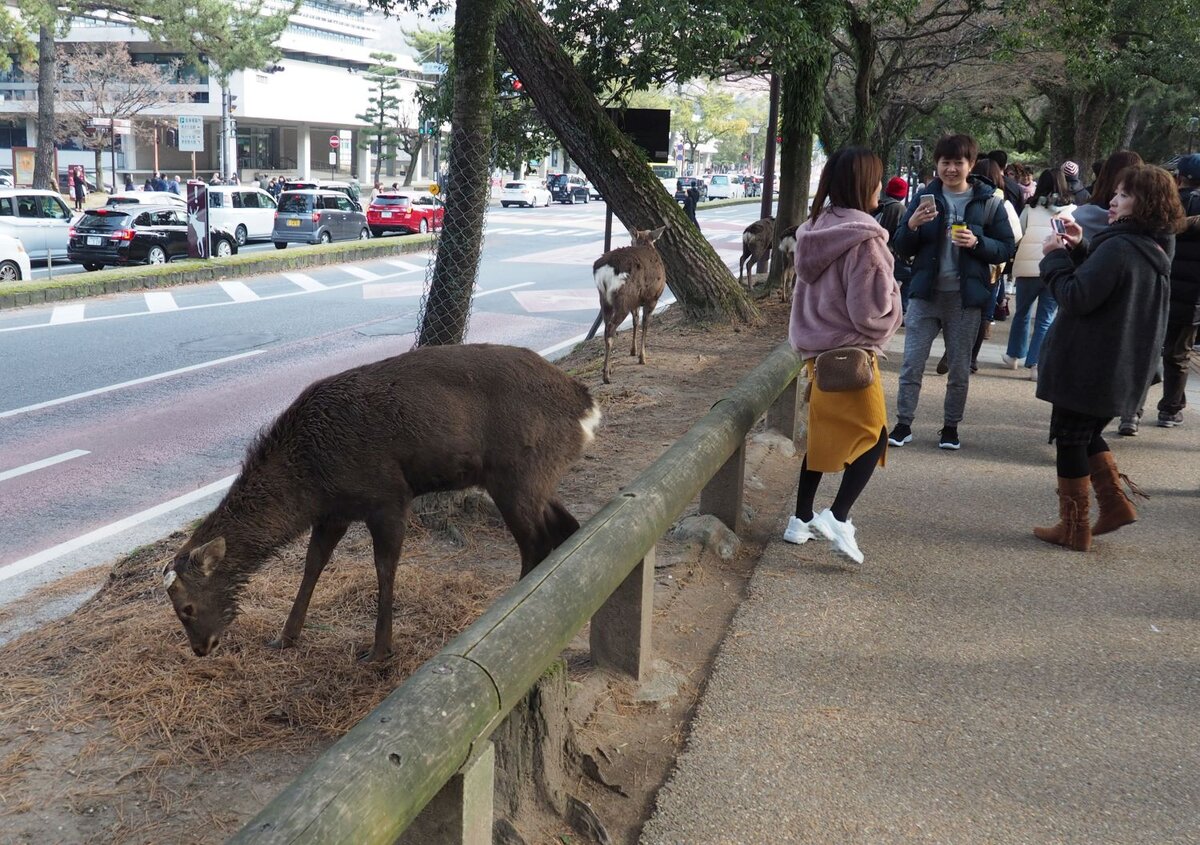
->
[811,509,864,564]
[1001,353,1019,370]
[783,515,818,545]
[1028,365,1038,381]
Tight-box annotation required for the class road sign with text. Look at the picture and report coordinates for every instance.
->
[178,115,204,152]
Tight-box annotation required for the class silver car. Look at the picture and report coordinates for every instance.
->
[272,189,369,249]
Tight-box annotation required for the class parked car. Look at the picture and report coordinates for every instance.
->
[547,172,590,204]
[272,189,369,248]
[673,177,708,204]
[586,180,602,200]
[67,205,238,270]
[106,191,187,208]
[706,173,744,200]
[0,188,74,260]
[0,231,32,281]
[500,180,551,208]
[741,175,763,198]
[206,185,279,244]
[368,192,443,236]
[281,179,361,209]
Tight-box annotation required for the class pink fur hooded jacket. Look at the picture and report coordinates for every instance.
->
[787,207,903,361]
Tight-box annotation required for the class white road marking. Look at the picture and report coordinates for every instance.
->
[382,259,423,273]
[341,266,380,281]
[283,272,325,292]
[0,474,236,584]
[145,291,179,312]
[536,296,675,359]
[48,303,86,324]
[362,281,425,299]
[474,282,534,298]
[219,280,260,302]
[0,450,90,483]
[0,350,265,419]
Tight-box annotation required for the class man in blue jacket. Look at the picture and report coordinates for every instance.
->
[887,134,1017,450]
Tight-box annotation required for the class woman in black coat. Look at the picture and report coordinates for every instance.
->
[1033,164,1182,551]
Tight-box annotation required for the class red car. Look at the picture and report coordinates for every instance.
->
[367,192,444,236]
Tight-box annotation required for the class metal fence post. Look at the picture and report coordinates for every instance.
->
[590,546,655,681]
[398,741,494,845]
[700,443,746,534]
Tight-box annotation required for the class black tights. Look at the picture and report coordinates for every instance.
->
[795,428,888,523]
[1055,435,1110,478]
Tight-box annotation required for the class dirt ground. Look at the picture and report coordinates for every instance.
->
[0,294,797,845]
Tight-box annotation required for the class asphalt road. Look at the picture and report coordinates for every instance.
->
[0,198,769,621]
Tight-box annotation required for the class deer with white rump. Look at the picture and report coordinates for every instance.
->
[594,226,667,384]
[738,216,775,290]
[162,344,601,663]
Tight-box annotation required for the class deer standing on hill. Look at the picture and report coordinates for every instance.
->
[738,216,775,290]
[778,224,799,302]
[593,226,667,384]
[162,344,601,663]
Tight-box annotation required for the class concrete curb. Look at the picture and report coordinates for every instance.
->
[1,234,435,311]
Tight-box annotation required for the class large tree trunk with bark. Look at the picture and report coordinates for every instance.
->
[1072,89,1113,170]
[846,10,875,147]
[496,0,755,322]
[416,0,501,346]
[33,25,56,190]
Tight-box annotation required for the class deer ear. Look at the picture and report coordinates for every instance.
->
[650,226,666,241]
[190,537,226,577]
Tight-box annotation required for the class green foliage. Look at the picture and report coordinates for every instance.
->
[356,52,405,183]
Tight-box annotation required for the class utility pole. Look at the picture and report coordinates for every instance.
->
[219,86,228,180]
[432,43,442,186]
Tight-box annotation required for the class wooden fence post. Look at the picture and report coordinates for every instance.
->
[700,443,746,534]
[398,742,495,845]
[590,546,655,681]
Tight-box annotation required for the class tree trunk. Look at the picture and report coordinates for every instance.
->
[846,10,876,146]
[416,0,502,347]
[1119,100,1142,150]
[1072,89,1112,171]
[1044,88,1074,165]
[33,25,56,190]
[496,0,755,322]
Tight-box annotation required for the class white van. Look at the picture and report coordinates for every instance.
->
[205,185,279,245]
[0,188,74,260]
[705,174,743,200]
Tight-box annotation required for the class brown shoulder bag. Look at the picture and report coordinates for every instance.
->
[814,347,875,392]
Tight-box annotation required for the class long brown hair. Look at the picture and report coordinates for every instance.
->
[1114,165,1185,234]
[1090,150,1143,209]
[809,146,884,221]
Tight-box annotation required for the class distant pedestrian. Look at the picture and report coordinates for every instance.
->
[73,169,86,211]
[784,146,903,565]
[1033,164,1181,551]
[1060,160,1090,204]
[168,175,181,195]
[875,176,912,310]
[123,173,135,191]
[683,186,700,230]
[210,172,222,186]
[1155,153,1200,429]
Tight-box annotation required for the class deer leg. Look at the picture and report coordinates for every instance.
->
[602,318,615,384]
[545,498,580,547]
[490,484,556,578]
[628,308,639,356]
[361,505,409,663]
[270,518,350,649]
[638,302,657,364]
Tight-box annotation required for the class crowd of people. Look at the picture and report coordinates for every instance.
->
[784,132,1195,563]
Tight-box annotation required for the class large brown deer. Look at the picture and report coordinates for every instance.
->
[737,216,775,290]
[594,226,666,384]
[162,344,601,663]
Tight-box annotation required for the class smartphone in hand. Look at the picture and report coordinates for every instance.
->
[1050,217,1067,236]
[919,194,936,211]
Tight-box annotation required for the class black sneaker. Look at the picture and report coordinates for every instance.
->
[936,355,949,375]
[888,423,913,446]
[1118,418,1139,436]
[1157,411,1184,428]
[938,426,961,450]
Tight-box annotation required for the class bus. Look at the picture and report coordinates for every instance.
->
[649,162,680,195]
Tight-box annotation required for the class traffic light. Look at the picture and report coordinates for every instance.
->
[229,94,238,114]
[165,128,178,147]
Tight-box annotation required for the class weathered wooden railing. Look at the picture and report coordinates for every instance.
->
[229,341,804,845]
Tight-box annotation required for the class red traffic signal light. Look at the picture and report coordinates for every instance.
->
[776,135,783,144]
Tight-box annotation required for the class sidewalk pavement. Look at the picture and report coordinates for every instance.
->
[642,320,1199,844]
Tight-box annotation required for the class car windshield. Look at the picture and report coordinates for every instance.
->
[80,210,132,230]
[278,194,312,213]
[547,175,567,186]
[505,182,529,190]
[711,176,728,184]
[373,196,411,207]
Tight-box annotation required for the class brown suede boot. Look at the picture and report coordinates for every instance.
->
[1089,451,1147,535]
[1034,476,1092,551]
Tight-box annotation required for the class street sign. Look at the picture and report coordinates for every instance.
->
[178,115,204,152]
[328,151,336,165]
[89,117,111,128]
[329,135,340,149]
[428,183,440,196]
[112,118,131,133]
[421,62,448,76]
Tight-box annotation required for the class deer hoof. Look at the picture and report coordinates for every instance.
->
[356,645,394,664]
[266,636,296,650]
[602,371,612,384]
[639,355,647,365]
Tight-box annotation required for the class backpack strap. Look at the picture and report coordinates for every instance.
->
[983,194,1003,227]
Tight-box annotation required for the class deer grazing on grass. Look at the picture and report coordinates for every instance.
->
[594,226,667,384]
[162,344,601,663]
[738,216,775,290]
[777,224,799,302]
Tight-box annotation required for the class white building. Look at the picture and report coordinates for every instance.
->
[0,1,435,185]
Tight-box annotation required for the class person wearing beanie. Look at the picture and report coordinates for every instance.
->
[885,176,909,201]
[874,176,913,309]
[1060,160,1091,204]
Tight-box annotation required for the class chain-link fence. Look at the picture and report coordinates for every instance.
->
[412,129,496,347]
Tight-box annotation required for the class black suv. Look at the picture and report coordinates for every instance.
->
[547,173,590,204]
[68,205,238,270]
[674,177,708,204]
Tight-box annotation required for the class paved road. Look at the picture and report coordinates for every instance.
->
[0,199,768,619]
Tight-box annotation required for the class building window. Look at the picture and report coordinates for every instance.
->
[236,126,282,171]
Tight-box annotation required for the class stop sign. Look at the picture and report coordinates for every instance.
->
[329,135,340,149]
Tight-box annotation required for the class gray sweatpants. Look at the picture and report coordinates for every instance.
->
[896,290,982,427]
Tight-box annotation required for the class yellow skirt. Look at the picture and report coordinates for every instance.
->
[804,357,888,473]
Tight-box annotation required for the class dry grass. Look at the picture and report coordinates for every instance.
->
[0,523,509,765]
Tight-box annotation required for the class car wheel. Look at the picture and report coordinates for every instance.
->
[501,202,510,208]
[419,219,428,234]
[359,228,370,240]
[568,194,575,204]
[234,224,247,246]
[147,246,167,265]
[274,242,287,250]
[215,237,234,258]
[0,259,21,281]
[82,262,104,272]
[584,194,590,204]
[544,196,551,207]
[319,231,332,244]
